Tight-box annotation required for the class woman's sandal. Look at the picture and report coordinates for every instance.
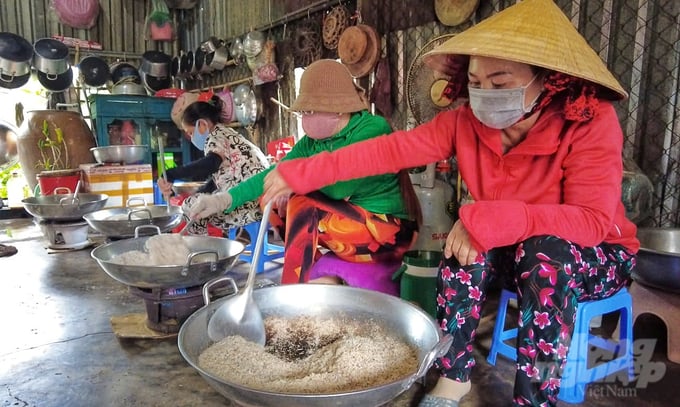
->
[0,243,18,257]
[418,394,460,407]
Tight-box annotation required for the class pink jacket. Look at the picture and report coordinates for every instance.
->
[277,103,639,254]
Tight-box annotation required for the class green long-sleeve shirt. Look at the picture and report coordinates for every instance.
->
[228,110,409,218]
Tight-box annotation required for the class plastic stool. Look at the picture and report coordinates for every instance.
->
[487,287,634,403]
[228,220,284,274]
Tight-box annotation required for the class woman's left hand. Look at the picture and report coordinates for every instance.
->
[444,220,478,266]
[262,168,294,206]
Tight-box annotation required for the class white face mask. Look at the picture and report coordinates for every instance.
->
[468,75,541,129]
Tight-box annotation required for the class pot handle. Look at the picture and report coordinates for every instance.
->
[127,196,148,207]
[403,334,453,390]
[202,275,238,305]
[0,70,16,83]
[133,224,161,238]
[181,250,219,276]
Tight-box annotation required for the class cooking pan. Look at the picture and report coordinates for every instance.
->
[110,62,140,84]
[180,50,193,78]
[170,55,180,78]
[178,283,452,407]
[141,70,172,93]
[37,66,73,92]
[140,50,172,78]
[235,89,261,126]
[0,32,33,88]
[83,198,183,238]
[632,227,680,293]
[90,227,245,288]
[79,55,110,87]
[33,38,70,76]
[22,192,109,220]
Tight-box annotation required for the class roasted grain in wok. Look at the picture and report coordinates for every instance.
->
[198,316,418,394]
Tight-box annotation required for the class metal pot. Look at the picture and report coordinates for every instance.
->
[110,62,140,84]
[235,89,260,126]
[83,199,183,238]
[37,65,73,92]
[0,32,33,88]
[201,37,222,53]
[140,50,172,78]
[178,283,452,407]
[22,193,109,221]
[140,70,172,94]
[180,50,193,78]
[632,227,680,293]
[90,228,245,288]
[195,47,213,75]
[90,145,149,164]
[33,38,70,76]
[172,180,207,195]
[209,45,229,71]
[78,55,110,87]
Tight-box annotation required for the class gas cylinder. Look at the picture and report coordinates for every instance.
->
[409,162,455,252]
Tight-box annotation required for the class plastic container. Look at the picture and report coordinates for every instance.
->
[7,171,27,207]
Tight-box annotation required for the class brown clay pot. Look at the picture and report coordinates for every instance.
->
[16,110,96,191]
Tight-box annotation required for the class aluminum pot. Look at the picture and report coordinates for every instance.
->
[38,219,90,250]
[83,199,183,238]
[33,38,70,76]
[37,65,73,92]
[79,55,110,87]
[22,193,109,221]
[0,32,33,88]
[140,50,172,78]
[178,283,452,407]
[90,228,245,288]
[632,227,680,293]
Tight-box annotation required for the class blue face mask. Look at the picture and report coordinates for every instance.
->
[191,119,210,150]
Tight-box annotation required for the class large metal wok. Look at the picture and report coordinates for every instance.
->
[22,193,109,220]
[178,283,452,407]
[83,199,183,238]
[90,229,245,288]
[633,227,680,293]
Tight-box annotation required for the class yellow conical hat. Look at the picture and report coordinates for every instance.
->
[423,0,627,100]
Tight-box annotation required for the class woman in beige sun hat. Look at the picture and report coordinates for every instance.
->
[188,59,421,294]
[262,0,638,406]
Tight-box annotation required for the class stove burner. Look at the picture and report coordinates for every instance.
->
[128,281,237,334]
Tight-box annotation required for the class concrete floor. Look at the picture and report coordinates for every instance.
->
[1,214,679,407]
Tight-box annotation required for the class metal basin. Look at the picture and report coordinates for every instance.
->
[90,145,148,164]
[22,193,109,220]
[633,227,680,293]
[83,204,183,238]
[90,233,245,288]
[178,284,451,407]
[172,180,207,195]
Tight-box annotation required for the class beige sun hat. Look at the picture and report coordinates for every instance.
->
[290,59,368,113]
[423,0,628,100]
[434,0,480,26]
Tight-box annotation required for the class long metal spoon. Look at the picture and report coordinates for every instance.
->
[206,201,271,345]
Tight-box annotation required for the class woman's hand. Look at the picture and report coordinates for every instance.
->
[444,220,478,266]
[157,177,173,200]
[188,192,232,219]
[262,168,294,206]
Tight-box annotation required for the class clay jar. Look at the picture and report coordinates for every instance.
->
[16,110,96,191]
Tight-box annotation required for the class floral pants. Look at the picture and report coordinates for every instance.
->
[435,235,635,406]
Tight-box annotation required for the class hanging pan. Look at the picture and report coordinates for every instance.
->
[38,65,74,92]
[180,50,193,78]
[0,32,33,89]
[140,50,172,78]
[78,55,110,87]
[33,38,70,77]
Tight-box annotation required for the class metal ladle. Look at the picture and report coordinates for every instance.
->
[205,201,271,345]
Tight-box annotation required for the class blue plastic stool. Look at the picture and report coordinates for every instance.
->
[228,220,284,274]
[487,287,634,403]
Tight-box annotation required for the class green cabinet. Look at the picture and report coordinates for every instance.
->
[88,95,195,174]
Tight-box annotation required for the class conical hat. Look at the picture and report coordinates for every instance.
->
[423,0,627,99]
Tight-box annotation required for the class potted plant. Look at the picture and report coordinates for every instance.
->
[35,120,81,195]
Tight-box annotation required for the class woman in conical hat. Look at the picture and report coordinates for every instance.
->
[261,0,637,405]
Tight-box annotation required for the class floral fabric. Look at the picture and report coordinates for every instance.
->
[434,235,634,406]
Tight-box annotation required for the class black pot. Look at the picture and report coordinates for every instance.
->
[110,62,140,84]
[181,50,193,77]
[0,72,30,89]
[140,70,172,93]
[33,38,70,76]
[79,55,110,87]
[0,32,33,84]
[171,55,180,78]
[37,66,73,92]
[139,50,172,78]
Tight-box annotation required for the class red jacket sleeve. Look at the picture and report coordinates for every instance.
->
[276,110,460,193]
